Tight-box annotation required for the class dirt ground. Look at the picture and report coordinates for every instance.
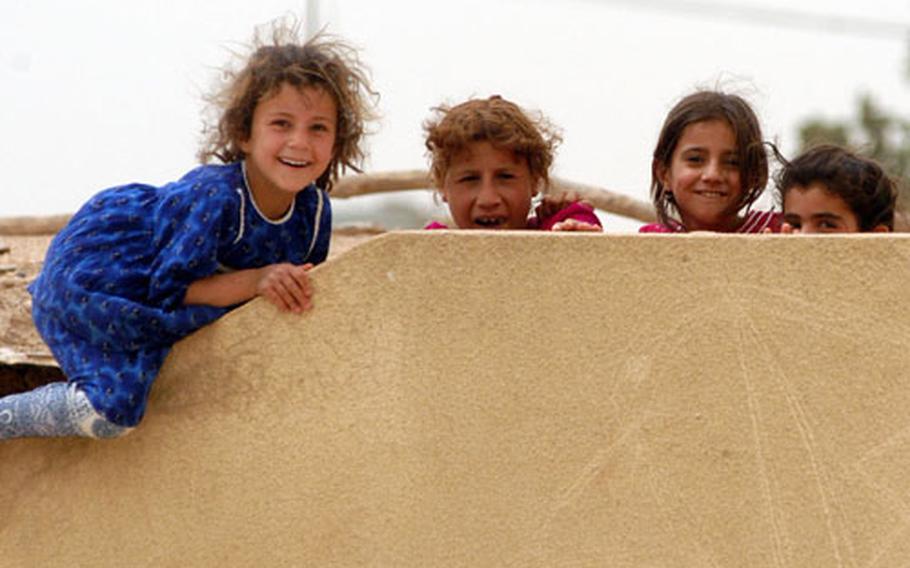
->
[0,227,383,396]
[0,236,52,361]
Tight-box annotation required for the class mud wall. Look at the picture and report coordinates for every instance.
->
[3,232,910,566]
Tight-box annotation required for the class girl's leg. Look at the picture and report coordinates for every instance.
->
[0,382,131,440]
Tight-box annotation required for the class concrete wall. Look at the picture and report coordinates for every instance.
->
[3,232,910,567]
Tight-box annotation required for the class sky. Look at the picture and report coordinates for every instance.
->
[3,0,909,231]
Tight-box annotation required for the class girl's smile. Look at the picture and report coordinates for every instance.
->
[240,84,337,219]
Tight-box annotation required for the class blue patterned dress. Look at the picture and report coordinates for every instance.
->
[28,161,331,427]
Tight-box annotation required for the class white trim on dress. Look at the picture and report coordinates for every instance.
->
[242,161,296,226]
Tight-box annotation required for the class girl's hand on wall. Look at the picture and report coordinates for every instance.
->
[765,223,799,235]
[536,192,586,219]
[551,219,602,232]
[779,222,799,234]
[762,223,799,235]
[256,263,314,314]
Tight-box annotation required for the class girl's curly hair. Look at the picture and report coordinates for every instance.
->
[199,17,379,191]
[423,95,562,192]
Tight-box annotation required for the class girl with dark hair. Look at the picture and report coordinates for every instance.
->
[774,144,897,233]
[641,90,780,233]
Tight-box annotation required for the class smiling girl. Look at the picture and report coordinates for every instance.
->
[640,90,780,233]
[1,19,377,440]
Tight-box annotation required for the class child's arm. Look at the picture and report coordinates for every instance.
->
[184,263,314,313]
[536,192,585,220]
[533,192,603,232]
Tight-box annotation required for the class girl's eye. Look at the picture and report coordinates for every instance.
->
[685,155,704,164]
[271,119,291,129]
[497,172,516,180]
[311,123,329,132]
[819,220,840,230]
[457,175,479,183]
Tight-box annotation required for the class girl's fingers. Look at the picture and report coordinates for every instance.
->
[258,263,315,313]
[271,280,299,312]
[286,266,316,312]
[262,288,288,312]
[280,275,311,313]
[552,219,601,232]
[575,221,602,232]
[288,266,313,300]
[262,273,303,313]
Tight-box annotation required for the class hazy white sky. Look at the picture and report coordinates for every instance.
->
[3,0,909,231]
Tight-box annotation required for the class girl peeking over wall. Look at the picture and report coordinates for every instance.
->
[641,90,780,234]
[423,95,602,232]
[772,144,898,233]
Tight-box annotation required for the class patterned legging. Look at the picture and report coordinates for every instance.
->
[0,382,130,440]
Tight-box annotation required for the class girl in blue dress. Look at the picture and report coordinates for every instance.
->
[0,20,377,439]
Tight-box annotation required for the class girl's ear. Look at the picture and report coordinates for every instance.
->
[870,224,891,233]
[238,138,251,155]
[653,159,671,190]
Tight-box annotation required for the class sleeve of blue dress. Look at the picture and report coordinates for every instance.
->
[147,178,238,312]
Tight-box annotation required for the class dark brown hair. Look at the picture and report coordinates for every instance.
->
[198,17,378,191]
[774,144,898,230]
[423,95,561,191]
[650,91,768,227]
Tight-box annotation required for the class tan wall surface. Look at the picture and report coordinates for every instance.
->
[3,232,910,567]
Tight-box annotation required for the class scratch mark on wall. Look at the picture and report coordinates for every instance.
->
[734,284,910,350]
[736,321,788,568]
[856,424,910,479]
[863,518,910,568]
[738,299,853,568]
[851,435,910,567]
[504,356,659,567]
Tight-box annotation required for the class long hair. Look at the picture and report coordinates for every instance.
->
[650,90,768,227]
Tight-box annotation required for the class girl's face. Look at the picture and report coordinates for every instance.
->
[441,141,536,230]
[782,182,874,233]
[240,83,337,219]
[660,119,743,231]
